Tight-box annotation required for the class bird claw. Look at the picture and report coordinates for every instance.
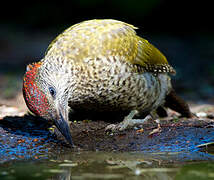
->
[105,110,152,132]
[105,121,130,132]
[105,124,118,131]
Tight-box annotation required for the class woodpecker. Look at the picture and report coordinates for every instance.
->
[23,19,190,146]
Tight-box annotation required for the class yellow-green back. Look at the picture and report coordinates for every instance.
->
[45,19,175,74]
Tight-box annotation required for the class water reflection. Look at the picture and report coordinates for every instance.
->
[1,151,214,180]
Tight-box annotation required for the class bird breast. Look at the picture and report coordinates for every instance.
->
[68,55,172,113]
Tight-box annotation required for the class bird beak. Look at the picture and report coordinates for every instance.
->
[54,106,73,147]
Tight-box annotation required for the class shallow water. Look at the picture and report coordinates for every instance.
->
[1,151,214,180]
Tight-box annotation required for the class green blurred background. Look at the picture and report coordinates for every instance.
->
[0,0,214,106]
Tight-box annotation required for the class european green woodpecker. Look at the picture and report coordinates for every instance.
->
[23,19,188,146]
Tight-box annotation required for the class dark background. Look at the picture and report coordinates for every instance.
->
[0,0,213,107]
[1,0,213,33]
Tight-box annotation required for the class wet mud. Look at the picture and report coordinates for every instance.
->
[1,104,214,163]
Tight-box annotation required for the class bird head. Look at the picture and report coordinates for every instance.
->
[23,62,73,146]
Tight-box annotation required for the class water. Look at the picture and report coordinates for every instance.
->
[0,150,214,180]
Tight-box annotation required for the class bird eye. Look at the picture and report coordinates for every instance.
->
[49,86,56,98]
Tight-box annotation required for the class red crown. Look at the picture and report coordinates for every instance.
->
[23,62,49,116]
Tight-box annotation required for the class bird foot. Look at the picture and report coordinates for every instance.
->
[105,110,152,132]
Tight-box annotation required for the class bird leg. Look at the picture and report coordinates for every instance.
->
[105,110,153,131]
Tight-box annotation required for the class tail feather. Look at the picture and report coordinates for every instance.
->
[164,88,192,118]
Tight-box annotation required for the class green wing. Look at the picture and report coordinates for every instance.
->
[44,19,176,75]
